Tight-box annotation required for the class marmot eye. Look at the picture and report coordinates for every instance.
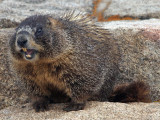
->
[35,27,43,36]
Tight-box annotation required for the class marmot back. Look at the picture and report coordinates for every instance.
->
[9,13,151,112]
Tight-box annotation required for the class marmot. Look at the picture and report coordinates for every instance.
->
[9,13,151,112]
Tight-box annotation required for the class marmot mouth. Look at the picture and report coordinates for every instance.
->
[21,48,37,60]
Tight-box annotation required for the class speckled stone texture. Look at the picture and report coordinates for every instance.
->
[0,29,29,110]
[0,0,160,119]
[0,0,92,29]
[0,0,93,22]
[98,0,160,19]
[0,19,160,111]
[0,102,160,120]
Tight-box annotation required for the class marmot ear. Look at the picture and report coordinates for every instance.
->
[47,17,58,27]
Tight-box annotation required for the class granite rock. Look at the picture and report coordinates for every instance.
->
[0,0,159,119]
[0,19,160,110]
[0,0,93,23]
[96,0,160,20]
[0,102,160,120]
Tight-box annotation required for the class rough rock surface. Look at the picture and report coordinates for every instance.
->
[0,0,160,119]
[0,102,160,120]
[0,19,19,29]
[0,19,160,111]
[0,29,29,110]
[97,0,160,19]
[0,0,93,22]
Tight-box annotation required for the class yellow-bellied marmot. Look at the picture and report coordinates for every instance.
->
[9,13,151,112]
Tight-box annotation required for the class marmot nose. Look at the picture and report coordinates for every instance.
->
[17,36,28,47]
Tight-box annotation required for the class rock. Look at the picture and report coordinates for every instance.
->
[0,0,159,119]
[99,19,160,101]
[95,0,160,20]
[0,102,160,120]
[0,29,14,109]
[0,0,93,23]
[0,19,160,110]
[0,19,19,29]
[0,29,29,110]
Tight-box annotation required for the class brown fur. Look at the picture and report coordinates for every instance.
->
[11,53,72,96]
[9,13,151,112]
[108,81,151,103]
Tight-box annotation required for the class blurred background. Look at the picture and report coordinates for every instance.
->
[0,0,160,28]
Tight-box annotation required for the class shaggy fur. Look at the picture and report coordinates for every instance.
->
[9,13,151,112]
[108,81,151,103]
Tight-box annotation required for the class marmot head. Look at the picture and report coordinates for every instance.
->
[9,15,72,62]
